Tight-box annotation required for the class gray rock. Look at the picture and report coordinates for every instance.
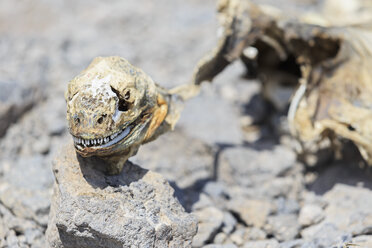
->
[42,98,67,136]
[219,146,296,188]
[5,230,19,248]
[204,244,238,248]
[227,198,272,228]
[213,232,228,244]
[229,228,245,246]
[222,211,237,234]
[192,193,214,211]
[204,181,227,199]
[278,239,304,248]
[178,84,243,145]
[33,135,51,154]
[302,184,372,244]
[0,155,53,226]
[265,214,300,242]
[46,144,197,248]
[229,226,267,246]
[301,191,327,209]
[133,129,214,189]
[25,228,43,245]
[301,223,351,248]
[322,184,372,235]
[261,178,299,198]
[0,214,6,241]
[274,198,300,215]
[298,204,324,227]
[352,235,372,248]
[192,207,224,247]
[245,227,267,240]
[243,239,279,248]
[0,80,41,138]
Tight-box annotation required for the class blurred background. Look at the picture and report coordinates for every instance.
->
[1,0,372,247]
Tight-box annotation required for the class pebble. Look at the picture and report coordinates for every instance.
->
[193,207,224,247]
[298,204,324,227]
[228,198,272,228]
[265,214,300,242]
[243,239,280,248]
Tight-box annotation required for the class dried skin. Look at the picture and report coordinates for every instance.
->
[192,0,372,164]
[66,56,183,174]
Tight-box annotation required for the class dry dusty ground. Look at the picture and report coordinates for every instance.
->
[1,0,372,247]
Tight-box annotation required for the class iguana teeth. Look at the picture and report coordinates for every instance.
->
[74,126,133,147]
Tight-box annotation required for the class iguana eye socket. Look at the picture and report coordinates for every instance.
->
[124,91,130,101]
[118,98,130,112]
[110,86,133,112]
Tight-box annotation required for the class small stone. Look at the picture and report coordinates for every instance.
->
[222,211,237,234]
[243,239,279,248]
[322,184,372,235]
[301,183,372,246]
[214,232,227,244]
[244,227,267,240]
[228,198,272,228]
[133,129,214,191]
[0,215,6,242]
[229,228,245,246]
[219,146,295,188]
[0,80,40,137]
[352,235,372,248]
[193,207,224,247]
[204,181,227,199]
[302,191,327,208]
[278,239,304,248]
[301,223,351,247]
[204,244,238,248]
[178,84,243,144]
[33,135,51,154]
[6,230,19,247]
[274,198,300,215]
[192,193,214,211]
[261,178,296,198]
[265,214,300,241]
[298,204,324,227]
[25,228,43,244]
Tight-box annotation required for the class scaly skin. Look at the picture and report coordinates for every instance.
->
[66,56,173,174]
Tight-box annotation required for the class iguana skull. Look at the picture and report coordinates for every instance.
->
[65,56,169,173]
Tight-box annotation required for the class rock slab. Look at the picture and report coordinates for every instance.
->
[46,144,197,248]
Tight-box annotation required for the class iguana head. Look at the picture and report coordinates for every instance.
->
[65,56,160,158]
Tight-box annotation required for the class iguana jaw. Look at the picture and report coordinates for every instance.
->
[71,112,152,157]
[73,125,132,149]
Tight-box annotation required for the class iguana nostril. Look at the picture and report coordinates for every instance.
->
[74,116,80,124]
[97,114,107,124]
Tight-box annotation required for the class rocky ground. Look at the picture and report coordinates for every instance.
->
[1,0,372,247]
